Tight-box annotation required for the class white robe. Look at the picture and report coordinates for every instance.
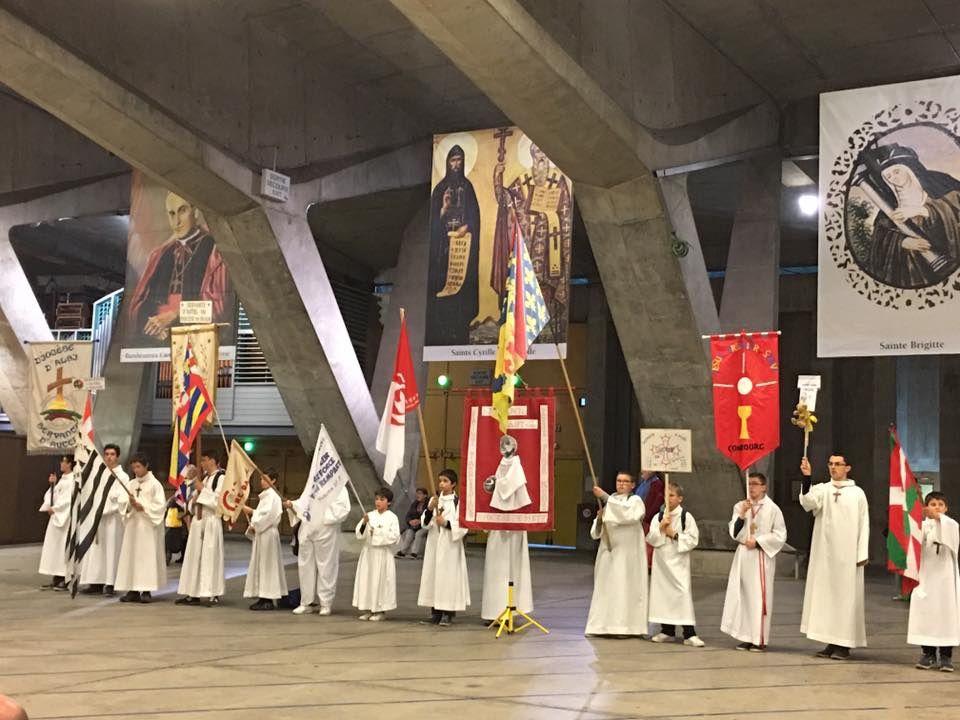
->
[38,473,74,577]
[908,514,960,647]
[114,472,167,592]
[243,488,288,600]
[491,455,532,511]
[481,530,533,619]
[799,479,869,648]
[79,466,129,586]
[288,485,351,607]
[646,505,698,626]
[177,485,224,598]
[352,509,400,612]
[720,498,787,645]
[585,493,648,636]
[418,492,470,612]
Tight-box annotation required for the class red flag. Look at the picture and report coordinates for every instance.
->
[80,392,94,443]
[710,332,780,470]
[375,313,420,482]
[887,426,923,595]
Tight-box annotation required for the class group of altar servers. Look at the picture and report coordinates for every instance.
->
[38,449,960,668]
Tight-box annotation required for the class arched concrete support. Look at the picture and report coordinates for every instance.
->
[0,9,382,495]
[0,175,132,434]
[388,0,765,538]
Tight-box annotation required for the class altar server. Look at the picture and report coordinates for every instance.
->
[353,487,400,621]
[585,472,649,638]
[243,468,288,610]
[799,454,869,660]
[418,469,470,626]
[720,472,787,651]
[175,467,225,606]
[79,444,129,596]
[647,482,704,647]
[908,491,960,672]
[38,456,75,590]
[115,454,167,603]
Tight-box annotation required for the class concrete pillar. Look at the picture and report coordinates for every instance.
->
[940,357,960,490]
[369,204,430,505]
[0,175,131,434]
[718,150,781,333]
[896,356,940,472]
[0,9,383,495]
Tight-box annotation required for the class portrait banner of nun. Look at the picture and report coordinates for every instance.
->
[458,390,555,532]
[819,75,960,357]
[424,128,573,361]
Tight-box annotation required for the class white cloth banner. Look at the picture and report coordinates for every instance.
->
[819,75,960,357]
[295,425,352,524]
[27,341,93,454]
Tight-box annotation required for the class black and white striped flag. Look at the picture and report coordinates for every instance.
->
[63,434,120,596]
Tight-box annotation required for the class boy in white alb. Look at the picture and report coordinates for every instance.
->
[909,491,960,672]
[38,456,75,591]
[720,472,787,651]
[418,469,470,627]
[647,482,704,647]
[585,472,649,638]
[79,444,129,597]
[115,454,167,603]
[175,463,225,607]
[242,468,288,610]
[353,487,400,621]
[285,484,351,616]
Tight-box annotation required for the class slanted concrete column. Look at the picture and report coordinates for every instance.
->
[718,150,781,333]
[0,9,382,495]
[369,204,431,505]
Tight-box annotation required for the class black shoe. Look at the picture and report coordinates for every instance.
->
[175,596,195,605]
[409,553,418,559]
[103,585,115,597]
[395,551,406,558]
[941,659,954,672]
[203,598,218,608]
[139,592,153,604]
[829,646,850,661]
[120,591,139,603]
[439,613,452,627]
[815,644,835,658]
[80,584,104,595]
[420,609,443,625]
[916,654,938,670]
[250,599,275,611]
[736,642,753,651]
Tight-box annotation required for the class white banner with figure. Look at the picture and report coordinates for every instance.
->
[819,75,960,357]
[27,341,93,454]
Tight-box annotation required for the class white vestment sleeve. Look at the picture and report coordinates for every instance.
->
[676,513,699,554]
[757,505,787,559]
[141,476,167,527]
[856,490,870,564]
[646,515,667,548]
[251,490,282,533]
[590,517,602,540]
[799,481,825,514]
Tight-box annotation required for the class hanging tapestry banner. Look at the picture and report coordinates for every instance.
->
[27,341,94,454]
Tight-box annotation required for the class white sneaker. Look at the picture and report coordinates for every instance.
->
[357,612,371,621]
[683,635,706,647]
[292,605,319,615]
[368,613,385,622]
[650,633,673,643]
[318,605,332,616]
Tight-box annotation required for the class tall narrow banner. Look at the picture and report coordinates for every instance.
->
[425,127,573,361]
[887,426,923,595]
[27,341,94,454]
[375,314,420,483]
[169,324,219,424]
[819,75,960,357]
[710,333,780,470]
[119,171,237,362]
[219,440,256,524]
[459,390,555,531]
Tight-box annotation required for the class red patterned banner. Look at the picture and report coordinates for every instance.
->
[710,332,780,470]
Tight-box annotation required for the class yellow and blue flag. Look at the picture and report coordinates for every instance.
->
[168,340,213,506]
[491,216,549,433]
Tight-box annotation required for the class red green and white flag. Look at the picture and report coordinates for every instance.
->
[886,426,923,595]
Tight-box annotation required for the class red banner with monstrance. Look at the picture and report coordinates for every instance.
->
[710,332,780,470]
[460,390,555,531]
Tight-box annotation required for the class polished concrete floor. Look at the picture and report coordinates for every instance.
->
[1,538,959,719]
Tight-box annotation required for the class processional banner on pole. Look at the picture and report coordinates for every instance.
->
[459,390,555,531]
[27,341,94,454]
[710,332,780,470]
[819,75,960,357]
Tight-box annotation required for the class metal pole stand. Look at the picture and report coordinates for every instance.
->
[488,581,549,638]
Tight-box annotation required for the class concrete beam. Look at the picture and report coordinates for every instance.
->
[0,8,382,495]
[390,0,744,537]
[0,175,130,433]
[318,140,431,203]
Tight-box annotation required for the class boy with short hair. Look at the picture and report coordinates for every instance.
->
[396,487,430,559]
[353,487,400,621]
[908,491,960,672]
[242,468,288,611]
[175,465,225,607]
[647,482,705,647]
[79,443,129,596]
[115,454,167,603]
[418,470,470,626]
[38,456,75,591]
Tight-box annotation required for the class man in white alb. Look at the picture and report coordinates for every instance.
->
[79,443,130,597]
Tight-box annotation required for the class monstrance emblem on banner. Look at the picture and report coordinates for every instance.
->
[710,332,780,470]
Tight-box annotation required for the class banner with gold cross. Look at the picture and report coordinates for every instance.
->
[709,332,780,470]
[27,341,94,454]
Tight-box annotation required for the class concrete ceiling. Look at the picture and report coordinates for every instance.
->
[665,0,960,102]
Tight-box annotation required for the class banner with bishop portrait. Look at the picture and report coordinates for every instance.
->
[819,75,960,357]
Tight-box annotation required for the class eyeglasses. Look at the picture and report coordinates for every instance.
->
[827,462,848,467]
